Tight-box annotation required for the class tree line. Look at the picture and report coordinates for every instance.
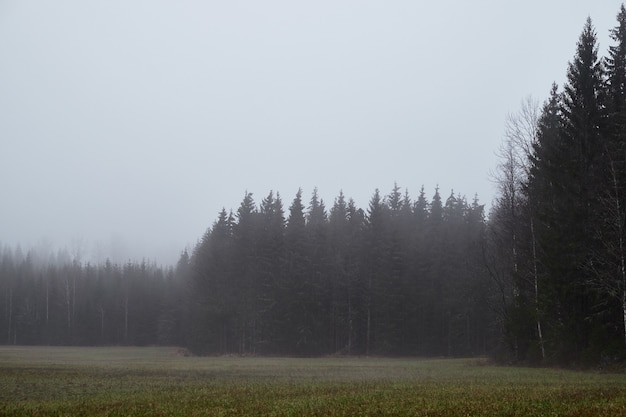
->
[488,5,626,366]
[0,248,185,346]
[3,6,626,366]
[187,186,490,356]
[0,185,491,356]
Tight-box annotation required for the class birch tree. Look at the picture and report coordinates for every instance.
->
[488,95,544,361]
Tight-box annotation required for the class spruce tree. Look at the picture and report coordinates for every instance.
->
[255,191,285,352]
[328,191,351,353]
[189,208,234,353]
[606,5,626,118]
[527,19,606,364]
[232,192,258,354]
[591,4,626,350]
[280,189,309,353]
[364,189,387,354]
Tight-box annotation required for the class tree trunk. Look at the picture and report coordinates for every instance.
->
[7,289,12,344]
[347,290,352,355]
[530,216,545,359]
[366,307,371,356]
[99,306,105,341]
[366,274,372,355]
[65,278,71,332]
[72,272,76,329]
[124,294,129,343]
[45,278,49,326]
[609,159,626,346]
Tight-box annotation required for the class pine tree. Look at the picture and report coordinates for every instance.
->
[385,185,411,353]
[387,182,402,214]
[278,189,308,353]
[606,5,626,118]
[188,209,235,353]
[413,186,429,228]
[304,188,330,354]
[346,198,367,354]
[328,191,351,353]
[232,192,258,354]
[527,19,606,364]
[254,191,285,352]
[590,5,626,350]
[364,189,387,354]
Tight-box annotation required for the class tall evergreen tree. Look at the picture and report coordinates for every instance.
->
[526,19,608,364]
[328,191,351,353]
[232,192,258,354]
[189,209,235,353]
[590,5,626,350]
[413,186,429,228]
[607,5,626,118]
[346,198,367,354]
[279,189,309,353]
[364,189,387,354]
[255,191,285,353]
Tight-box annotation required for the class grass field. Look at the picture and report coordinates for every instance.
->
[1,347,626,416]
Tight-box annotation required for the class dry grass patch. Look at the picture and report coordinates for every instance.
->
[1,347,626,416]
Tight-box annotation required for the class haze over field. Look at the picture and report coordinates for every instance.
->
[1,1,623,264]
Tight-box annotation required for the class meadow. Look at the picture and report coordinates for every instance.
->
[1,347,626,416]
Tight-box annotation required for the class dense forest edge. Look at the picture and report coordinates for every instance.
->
[4,5,626,367]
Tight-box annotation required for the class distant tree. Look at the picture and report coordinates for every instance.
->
[413,186,429,228]
[303,188,330,354]
[189,208,236,353]
[328,191,351,353]
[280,189,309,353]
[363,189,391,354]
[255,191,285,353]
[0,181,494,357]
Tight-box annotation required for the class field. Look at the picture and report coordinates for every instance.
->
[1,347,626,416]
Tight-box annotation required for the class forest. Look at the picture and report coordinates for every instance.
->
[3,5,626,366]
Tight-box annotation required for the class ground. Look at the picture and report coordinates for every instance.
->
[1,346,626,416]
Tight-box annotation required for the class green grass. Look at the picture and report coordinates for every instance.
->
[1,347,626,416]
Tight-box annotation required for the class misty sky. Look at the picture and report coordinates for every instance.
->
[1,1,623,265]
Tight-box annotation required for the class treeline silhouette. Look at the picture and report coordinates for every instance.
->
[5,6,626,366]
[0,185,492,356]
[0,251,184,346]
[187,186,489,356]
[488,6,626,366]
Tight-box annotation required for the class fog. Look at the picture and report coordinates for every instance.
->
[0,1,622,265]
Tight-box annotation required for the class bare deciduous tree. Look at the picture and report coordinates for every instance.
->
[489,96,544,360]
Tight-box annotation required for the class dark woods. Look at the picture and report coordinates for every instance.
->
[0,186,488,356]
[0,252,184,346]
[3,6,626,367]
[489,6,626,366]
[187,186,488,356]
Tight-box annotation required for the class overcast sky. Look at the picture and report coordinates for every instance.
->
[1,1,624,265]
